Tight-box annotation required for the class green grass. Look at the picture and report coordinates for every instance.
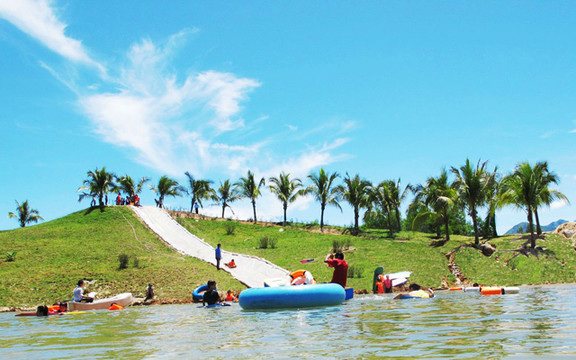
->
[0,207,244,308]
[177,217,576,290]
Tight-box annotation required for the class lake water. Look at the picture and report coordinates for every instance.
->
[1,284,575,359]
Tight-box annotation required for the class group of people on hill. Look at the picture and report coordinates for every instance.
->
[116,194,140,206]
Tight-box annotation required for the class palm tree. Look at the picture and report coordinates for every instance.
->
[184,172,216,213]
[338,173,372,235]
[451,159,491,246]
[269,172,305,225]
[78,167,116,207]
[8,200,43,228]
[411,170,457,241]
[307,169,341,232]
[484,167,503,238]
[532,162,568,236]
[235,170,265,223]
[117,175,150,197]
[503,162,568,248]
[216,179,242,218]
[383,179,411,234]
[150,176,183,209]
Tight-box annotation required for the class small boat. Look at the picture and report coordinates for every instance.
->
[68,293,133,311]
[239,283,346,310]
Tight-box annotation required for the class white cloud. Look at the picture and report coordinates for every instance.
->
[0,0,103,71]
[550,199,569,210]
[570,129,576,134]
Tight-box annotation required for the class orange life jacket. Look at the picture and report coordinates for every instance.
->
[225,294,236,302]
[290,270,306,279]
[108,304,124,311]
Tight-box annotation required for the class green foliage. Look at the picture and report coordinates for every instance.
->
[258,236,277,249]
[331,239,352,253]
[224,222,236,235]
[118,253,130,270]
[4,251,17,262]
[347,264,364,278]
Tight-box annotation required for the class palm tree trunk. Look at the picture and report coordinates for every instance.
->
[320,204,325,232]
[354,207,359,234]
[395,208,401,232]
[252,199,257,223]
[221,203,226,218]
[283,203,287,225]
[98,194,104,208]
[491,213,498,238]
[534,209,542,236]
[443,210,450,241]
[528,207,536,248]
[471,209,480,246]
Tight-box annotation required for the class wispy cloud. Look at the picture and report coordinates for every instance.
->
[550,199,569,210]
[1,0,352,188]
[0,0,103,72]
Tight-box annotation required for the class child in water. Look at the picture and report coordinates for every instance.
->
[225,290,238,302]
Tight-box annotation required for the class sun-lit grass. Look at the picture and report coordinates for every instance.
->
[0,207,244,308]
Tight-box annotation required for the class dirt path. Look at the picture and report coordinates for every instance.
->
[130,206,290,288]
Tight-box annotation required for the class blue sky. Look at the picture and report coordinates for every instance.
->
[1,1,575,233]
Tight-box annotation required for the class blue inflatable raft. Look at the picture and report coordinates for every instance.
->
[239,283,346,310]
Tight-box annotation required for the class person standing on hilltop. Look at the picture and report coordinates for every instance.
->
[215,243,222,270]
[324,252,349,288]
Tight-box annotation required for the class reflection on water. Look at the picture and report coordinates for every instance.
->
[1,285,576,359]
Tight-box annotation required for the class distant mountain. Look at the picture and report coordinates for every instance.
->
[505,219,571,235]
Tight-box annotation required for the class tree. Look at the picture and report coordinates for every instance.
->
[502,162,568,248]
[307,169,341,232]
[269,172,305,225]
[532,161,568,236]
[8,200,43,228]
[451,159,492,246]
[338,173,372,235]
[78,167,116,208]
[150,176,183,208]
[483,167,503,238]
[216,179,242,218]
[235,171,265,223]
[411,170,457,241]
[117,175,150,197]
[184,172,216,213]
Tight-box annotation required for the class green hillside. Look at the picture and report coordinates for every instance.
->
[0,207,244,308]
[2,207,575,309]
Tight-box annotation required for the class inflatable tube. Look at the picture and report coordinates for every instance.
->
[503,287,519,294]
[395,294,417,299]
[239,283,346,310]
[481,287,503,296]
[193,285,217,302]
[200,303,232,308]
[15,312,62,317]
[450,287,462,291]
[463,287,480,292]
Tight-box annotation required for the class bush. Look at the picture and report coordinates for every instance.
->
[4,251,16,262]
[224,222,236,235]
[347,265,364,278]
[118,253,129,269]
[332,239,352,253]
[258,236,277,249]
[132,256,140,268]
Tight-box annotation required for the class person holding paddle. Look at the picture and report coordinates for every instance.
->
[324,252,348,288]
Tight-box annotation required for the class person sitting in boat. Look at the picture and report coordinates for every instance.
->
[73,280,94,303]
[290,270,315,285]
[225,259,237,268]
[225,290,238,302]
[202,280,221,306]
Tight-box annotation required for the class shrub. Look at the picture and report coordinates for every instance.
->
[224,222,236,235]
[347,265,364,278]
[4,251,16,262]
[332,239,352,253]
[118,253,129,269]
[132,256,140,268]
[258,236,277,249]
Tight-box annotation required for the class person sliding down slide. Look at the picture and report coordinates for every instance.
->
[225,259,237,268]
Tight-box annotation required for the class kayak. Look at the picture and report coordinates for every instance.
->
[68,293,133,311]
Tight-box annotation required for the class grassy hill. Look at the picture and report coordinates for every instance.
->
[2,207,576,308]
[0,207,244,308]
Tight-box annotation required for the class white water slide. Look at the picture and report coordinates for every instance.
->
[130,206,290,288]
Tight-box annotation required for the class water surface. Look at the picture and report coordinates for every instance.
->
[1,284,575,359]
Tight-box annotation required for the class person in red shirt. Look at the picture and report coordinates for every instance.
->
[324,252,348,288]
